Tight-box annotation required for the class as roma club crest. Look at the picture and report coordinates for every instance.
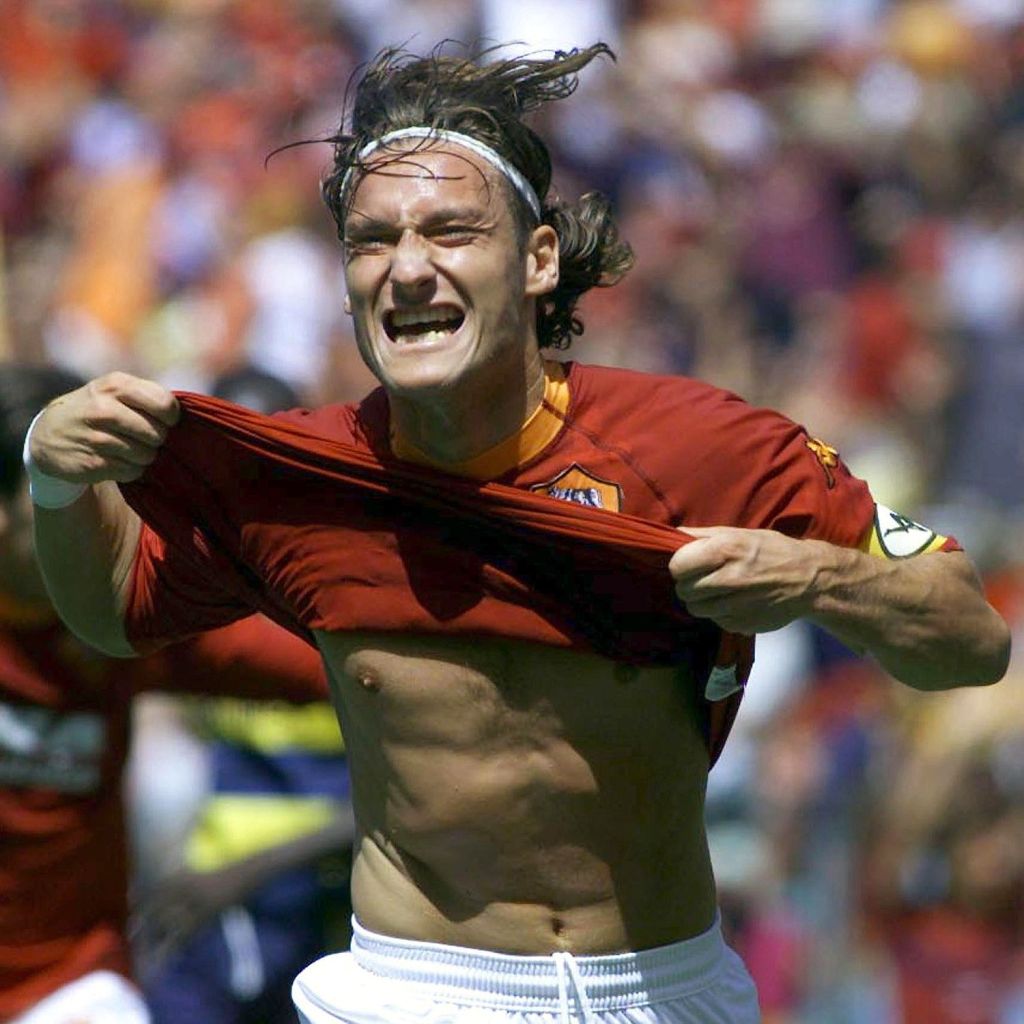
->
[531,464,622,512]
[805,437,840,489]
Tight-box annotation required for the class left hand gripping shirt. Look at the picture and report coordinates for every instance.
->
[121,362,878,761]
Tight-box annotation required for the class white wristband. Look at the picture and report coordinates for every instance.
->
[22,409,88,510]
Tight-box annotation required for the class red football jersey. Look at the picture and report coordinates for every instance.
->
[120,361,878,764]
[0,614,327,1018]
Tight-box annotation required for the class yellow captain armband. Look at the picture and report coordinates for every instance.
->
[860,503,950,559]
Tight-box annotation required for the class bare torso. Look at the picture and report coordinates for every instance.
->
[315,631,717,955]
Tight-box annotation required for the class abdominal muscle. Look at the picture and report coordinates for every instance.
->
[315,631,718,955]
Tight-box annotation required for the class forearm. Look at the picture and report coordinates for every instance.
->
[33,482,141,657]
[806,546,1010,690]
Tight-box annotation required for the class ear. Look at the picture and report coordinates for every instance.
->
[343,293,352,315]
[524,225,559,298]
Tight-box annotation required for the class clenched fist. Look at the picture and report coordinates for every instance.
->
[28,371,180,485]
[669,525,839,634]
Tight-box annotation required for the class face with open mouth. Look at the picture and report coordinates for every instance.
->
[341,140,557,411]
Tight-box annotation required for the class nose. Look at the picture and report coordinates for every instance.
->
[390,230,435,301]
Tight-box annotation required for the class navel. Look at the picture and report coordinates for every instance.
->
[550,915,565,938]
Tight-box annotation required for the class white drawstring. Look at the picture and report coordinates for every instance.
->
[552,950,598,1024]
[554,952,571,1024]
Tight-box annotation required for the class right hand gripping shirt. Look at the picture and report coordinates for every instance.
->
[121,361,878,762]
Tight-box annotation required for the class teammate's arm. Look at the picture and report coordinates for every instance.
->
[28,372,179,657]
[133,805,355,969]
[669,526,1010,690]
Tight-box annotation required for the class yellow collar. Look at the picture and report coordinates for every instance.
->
[390,361,570,480]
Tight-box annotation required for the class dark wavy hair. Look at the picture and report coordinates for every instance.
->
[320,44,635,350]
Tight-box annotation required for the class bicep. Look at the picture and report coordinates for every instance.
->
[34,481,142,658]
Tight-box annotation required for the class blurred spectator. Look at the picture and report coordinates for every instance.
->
[478,0,621,54]
[860,673,1024,1023]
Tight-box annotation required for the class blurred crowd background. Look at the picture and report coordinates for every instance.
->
[2,0,1024,1021]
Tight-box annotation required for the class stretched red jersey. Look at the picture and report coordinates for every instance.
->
[120,361,879,766]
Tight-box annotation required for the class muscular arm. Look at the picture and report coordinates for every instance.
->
[34,483,140,656]
[800,543,1008,689]
[670,527,1011,690]
[28,372,179,657]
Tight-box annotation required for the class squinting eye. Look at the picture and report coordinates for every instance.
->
[346,238,389,253]
[432,227,475,243]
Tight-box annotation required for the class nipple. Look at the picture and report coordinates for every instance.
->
[357,670,381,692]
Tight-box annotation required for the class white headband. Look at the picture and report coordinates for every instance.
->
[339,127,542,220]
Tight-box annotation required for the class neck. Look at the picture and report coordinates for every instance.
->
[389,347,547,467]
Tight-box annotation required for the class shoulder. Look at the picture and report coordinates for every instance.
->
[565,361,782,452]
[563,362,873,540]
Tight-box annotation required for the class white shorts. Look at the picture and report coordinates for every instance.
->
[10,970,150,1024]
[293,915,760,1024]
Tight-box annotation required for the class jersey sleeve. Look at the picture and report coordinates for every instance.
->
[659,384,962,557]
[119,393,368,654]
[738,423,873,546]
[125,521,252,654]
[657,385,876,547]
[148,614,329,702]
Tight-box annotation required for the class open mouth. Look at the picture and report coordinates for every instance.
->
[384,304,465,345]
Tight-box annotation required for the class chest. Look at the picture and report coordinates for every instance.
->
[315,630,700,756]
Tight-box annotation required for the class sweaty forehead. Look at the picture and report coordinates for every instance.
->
[345,143,505,221]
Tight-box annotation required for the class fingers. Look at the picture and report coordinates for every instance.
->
[669,526,812,633]
[100,455,155,483]
[31,372,179,484]
[84,416,169,464]
[670,527,750,625]
[82,373,179,439]
[668,535,728,583]
[682,593,742,626]
[105,372,181,428]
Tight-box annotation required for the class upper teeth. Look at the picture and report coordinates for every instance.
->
[391,307,461,329]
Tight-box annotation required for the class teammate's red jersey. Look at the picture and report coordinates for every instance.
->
[0,612,328,1019]
[119,361,885,764]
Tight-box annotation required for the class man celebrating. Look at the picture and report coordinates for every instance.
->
[27,45,1009,1024]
